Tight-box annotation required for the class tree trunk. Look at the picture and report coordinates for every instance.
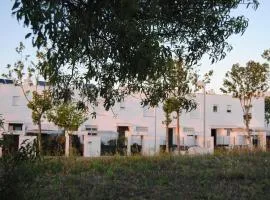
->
[244,111,252,147]
[166,125,169,153]
[65,130,69,157]
[37,121,42,155]
[176,112,180,153]
[246,120,252,146]
[246,123,252,147]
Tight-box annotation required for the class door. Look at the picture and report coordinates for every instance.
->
[168,128,173,151]
[211,129,217,147]
[117,126,129,155]
[88,141,96,157]
[266,136,270,150]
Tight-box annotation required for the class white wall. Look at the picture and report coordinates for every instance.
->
[83,136,101,157]
[0,83,265,147]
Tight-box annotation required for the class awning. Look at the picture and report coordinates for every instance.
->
[210,125,244,129]
[26,129,63,135]
[210,125,266,132]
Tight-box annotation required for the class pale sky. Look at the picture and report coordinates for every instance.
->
[0,0,270,93]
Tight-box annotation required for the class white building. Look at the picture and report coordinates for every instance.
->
[0,79,267,157]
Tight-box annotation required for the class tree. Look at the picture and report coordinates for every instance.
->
[148,58,212,152]
[0,114,4,131]
[162,100,173,153]
[27,90,53,153]
[3,42,53,154]
[265,96,270,126]
[220,61,269,145]
[262,49,270,62]
[161,60,200,152]
[11,0,259,109]
[47,103,88,156]
[263,49,270,126]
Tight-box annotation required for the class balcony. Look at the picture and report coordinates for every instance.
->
[216,135,247,146]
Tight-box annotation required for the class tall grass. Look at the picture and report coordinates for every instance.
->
[1,146,270,199]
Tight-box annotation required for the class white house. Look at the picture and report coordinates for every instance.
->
[0,79,267,157]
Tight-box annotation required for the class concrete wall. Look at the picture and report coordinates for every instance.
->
[0,82,265,150]
[83,136,101,157]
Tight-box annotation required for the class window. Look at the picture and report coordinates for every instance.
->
[183,127,195,135]
[135,126,148,133]
[85,125,98,135]
[8,123,23,131]
[212,104,218,113]
[226,105,232,113]
[12,96,20,106]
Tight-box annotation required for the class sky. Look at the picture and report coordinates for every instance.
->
[0,0,270,93]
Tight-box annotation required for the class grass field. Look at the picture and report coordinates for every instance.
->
[1,151,270,200]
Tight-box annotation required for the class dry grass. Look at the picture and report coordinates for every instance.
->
[2,151,270,199]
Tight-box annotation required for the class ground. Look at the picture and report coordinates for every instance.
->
[1,151,270,200]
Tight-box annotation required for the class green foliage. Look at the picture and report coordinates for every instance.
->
[0,137,39,200]
[11,0,259,109]
[265,96,270,125]
[2,152,270,199]
[162,100,173,127]
[221,61,269,100]
[47,103,88,132]
[221,61,269,141]
[262,48,270,125]
[3,43,53,154]
[27,90,53,125]
[0,114,4,131]
[41,134,65,156]
[262,49,270,62]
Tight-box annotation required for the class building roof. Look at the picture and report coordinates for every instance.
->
[0,79,13,84]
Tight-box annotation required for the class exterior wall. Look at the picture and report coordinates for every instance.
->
[0,82,266,152]
[0,83,54,132]
[85,93,265,145]
[83,135,101,157]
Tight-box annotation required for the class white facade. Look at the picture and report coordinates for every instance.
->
[0,80,267,156]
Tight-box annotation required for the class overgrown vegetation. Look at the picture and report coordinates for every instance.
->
[0,136,39,200]
[11,0,259,109]
[220,61,269,144]
[1,151,270,199]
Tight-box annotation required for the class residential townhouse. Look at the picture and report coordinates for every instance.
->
[0,79,267,157]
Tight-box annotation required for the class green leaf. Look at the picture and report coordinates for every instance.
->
[25,33,31,39]
[12,1,20,10]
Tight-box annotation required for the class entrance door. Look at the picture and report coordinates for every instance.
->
[168,128,173,151]
[252,136,259,147]
[211,129,217,147]
[267,136,270,150]
[88,141,96,157]
[117,126,129,154]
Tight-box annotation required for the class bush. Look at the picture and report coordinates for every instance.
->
[0,137,40,200]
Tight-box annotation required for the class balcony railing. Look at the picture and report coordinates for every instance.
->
[216,135,247,146]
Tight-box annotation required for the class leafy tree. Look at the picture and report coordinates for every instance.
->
[263,49,270,126]
[262,49,270,62]
[0,114,4,131]
[3,42,53,154]
[161,60,200,152]
[265,96,270,126]
[47,103,88,156]
[220,61,269,145]
[162,99,173,153]
[11,0,259,109]
[152,59,212,152]
[27,90,53,153]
